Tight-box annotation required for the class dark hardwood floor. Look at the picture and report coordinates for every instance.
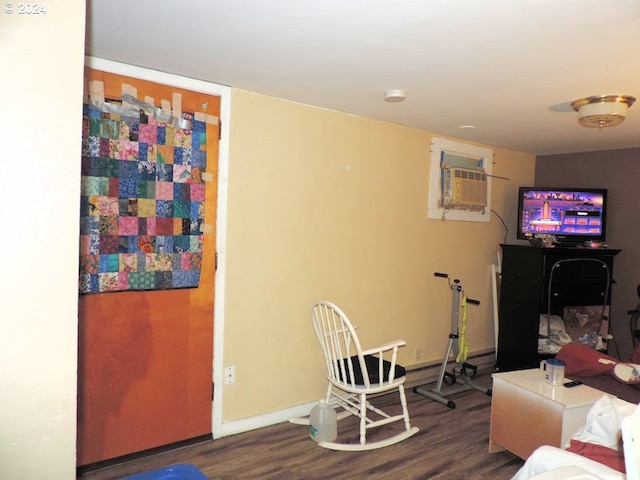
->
[78,375,524,479]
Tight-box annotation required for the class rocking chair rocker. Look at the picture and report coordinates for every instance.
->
[306,300,419,451]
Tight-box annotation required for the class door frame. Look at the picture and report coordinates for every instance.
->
[85,56,230,440]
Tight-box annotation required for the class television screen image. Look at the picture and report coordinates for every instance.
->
[517,187,607,244]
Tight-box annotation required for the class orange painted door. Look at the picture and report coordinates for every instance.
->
[77,69,220,465]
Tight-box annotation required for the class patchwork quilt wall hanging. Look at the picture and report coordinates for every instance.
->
[79,100,207,294]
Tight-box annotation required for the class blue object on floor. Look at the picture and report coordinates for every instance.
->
[122,464,208,480]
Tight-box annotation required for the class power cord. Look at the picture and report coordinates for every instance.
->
[491,209,508,244]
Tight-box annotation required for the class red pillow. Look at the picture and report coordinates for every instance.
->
[555,344,617,377]
[566,439,626,473]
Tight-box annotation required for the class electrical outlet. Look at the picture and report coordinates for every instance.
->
[414,348,423,362]
[224,365,235,385]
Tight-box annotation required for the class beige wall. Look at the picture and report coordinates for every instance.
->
[0,2,85,479]
[222,89,535,420]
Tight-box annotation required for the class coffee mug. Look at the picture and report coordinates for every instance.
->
[540,358,565,386]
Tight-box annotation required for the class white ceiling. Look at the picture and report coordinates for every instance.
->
[86,0,640,156]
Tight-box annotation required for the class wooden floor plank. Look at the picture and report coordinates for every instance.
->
[77,375,525,479]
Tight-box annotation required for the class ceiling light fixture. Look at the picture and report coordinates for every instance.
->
[384,89,406,102]
[571,94,636,128]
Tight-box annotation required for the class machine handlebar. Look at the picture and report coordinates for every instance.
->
[434,272,480,305]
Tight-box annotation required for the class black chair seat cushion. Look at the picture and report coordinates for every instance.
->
[338,354,406,385]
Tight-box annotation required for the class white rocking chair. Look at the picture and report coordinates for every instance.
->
[309,300,418,451]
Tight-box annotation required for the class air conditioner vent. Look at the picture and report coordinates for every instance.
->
[441,167,488,208]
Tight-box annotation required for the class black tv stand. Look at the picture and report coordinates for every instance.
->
[552,242,606,249]
[553,242,582,248]
[496,244,620,372]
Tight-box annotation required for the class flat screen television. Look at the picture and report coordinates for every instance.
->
[517,187,607,245]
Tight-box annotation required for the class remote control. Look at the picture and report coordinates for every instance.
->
[563,380,583,388]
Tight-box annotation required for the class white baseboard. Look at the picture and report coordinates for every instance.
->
[218,350,496,439]
[404,349,496,389]
[220,402,316,438]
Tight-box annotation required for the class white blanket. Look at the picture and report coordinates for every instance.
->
[511,396,639,480]
[510,445,625,480]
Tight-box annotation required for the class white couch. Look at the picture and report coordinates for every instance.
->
[512,395,640,480]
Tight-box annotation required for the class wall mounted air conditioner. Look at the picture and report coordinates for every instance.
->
[441,167,488,209]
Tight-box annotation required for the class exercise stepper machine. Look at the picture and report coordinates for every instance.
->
[413,272,492,409]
